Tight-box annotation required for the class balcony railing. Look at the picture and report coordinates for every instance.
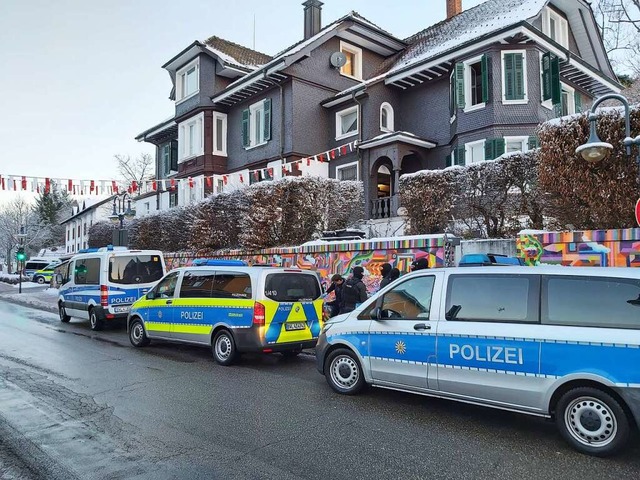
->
[371,195,398,219]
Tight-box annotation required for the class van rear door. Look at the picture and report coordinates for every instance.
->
[108,253,166,304]
[262,272,323,345]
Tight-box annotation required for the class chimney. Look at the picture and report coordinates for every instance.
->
[446,0,462,19]
[303,0,323,40]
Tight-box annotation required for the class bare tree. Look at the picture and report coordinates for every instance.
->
[0,197,42,273]
[115,153,154,188]
[594,0,640,75]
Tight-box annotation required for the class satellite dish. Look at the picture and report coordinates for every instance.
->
[330,52,347,69]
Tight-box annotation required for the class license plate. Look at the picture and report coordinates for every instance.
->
[284,322,306,331]
[113,306,131,313]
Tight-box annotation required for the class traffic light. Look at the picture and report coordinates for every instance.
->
[16,247,26,262]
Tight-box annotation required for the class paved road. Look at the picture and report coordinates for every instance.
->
[1,297,640,479]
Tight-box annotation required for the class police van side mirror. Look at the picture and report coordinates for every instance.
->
[146,291,156,300]
[55,274,63,284]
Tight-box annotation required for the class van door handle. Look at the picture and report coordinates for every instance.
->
[165,300,173,305]
[413,323,431,331]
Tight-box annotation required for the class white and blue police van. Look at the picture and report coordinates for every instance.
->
[57,247,166,331]
[316,266,640,456]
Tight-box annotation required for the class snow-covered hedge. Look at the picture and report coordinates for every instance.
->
[91,176,364,253]
[538,106,640,229]
[400,151,543,238]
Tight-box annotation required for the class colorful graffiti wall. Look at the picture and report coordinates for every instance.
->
[517,229,640,267]
[164,235,458,293]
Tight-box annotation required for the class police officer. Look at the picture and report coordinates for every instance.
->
[341,266,368,313]
[325,274,344,317]
[411,257,429,271]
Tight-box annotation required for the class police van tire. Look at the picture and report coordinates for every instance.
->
[89,309,104,331]
[555,387,630,457]
[325,348,366,395]
[59,304,71,323]
[212,330,238,366]
[129,319,150,347]
[35,276,45,284]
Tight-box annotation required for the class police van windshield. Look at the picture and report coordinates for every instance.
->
[264,273,320,302]
[109,255,164,285]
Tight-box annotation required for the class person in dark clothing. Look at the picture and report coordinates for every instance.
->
[379,263,393,291]
[341,266,368,313]
[325,274,344,317]
[388,267,400,282]
[411,257,429,271]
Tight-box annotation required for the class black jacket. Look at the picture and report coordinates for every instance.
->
[341,276,368,312]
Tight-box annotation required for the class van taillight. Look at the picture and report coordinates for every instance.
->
[100,285,108,307]
[253,302,265,326]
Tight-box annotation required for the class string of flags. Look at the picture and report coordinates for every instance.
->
[0,140,358,195]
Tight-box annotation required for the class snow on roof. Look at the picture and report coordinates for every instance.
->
[203,36,272,68]
[386,0,548,76]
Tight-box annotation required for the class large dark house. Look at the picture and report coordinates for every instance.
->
[135,0,620,228]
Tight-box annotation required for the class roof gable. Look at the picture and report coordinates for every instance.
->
[203,36,272,68]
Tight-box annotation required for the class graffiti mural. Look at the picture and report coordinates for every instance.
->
[517,229,640,267]
[164,235,459,293]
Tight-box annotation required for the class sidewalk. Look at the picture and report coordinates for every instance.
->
[0,281,59,315]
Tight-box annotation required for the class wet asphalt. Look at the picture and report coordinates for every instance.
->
[0,292,640,479]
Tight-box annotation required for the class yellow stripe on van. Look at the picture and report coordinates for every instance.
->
[171,324,213,335]
[145,322,172,333]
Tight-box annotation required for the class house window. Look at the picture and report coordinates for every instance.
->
[340,41,363,80]
[169,191,178,208]
[453,55,489,112]
[502,50,527,103]
[216,179,224,194]
[242,99,271,148]
[504,136,528,153]
[542,7,569,48]
[465,140,486,164]
[335,106,359,140]
[560,83,575,116]
[380,103,394,132]
[336,162,359,181]
[176,59,199,102]
[213,112,227,156]
[178,113,204,161]
[161,140,178,176]
[83,223,86,236]
[144,202,150,213]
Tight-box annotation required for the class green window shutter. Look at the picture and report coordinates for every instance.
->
[514,53,525,100]
[550,55,561,105]
[456,146,466,166]
[455,63,465,108]
[170,140,178,171]
[481,54,489,103]
[241,109,250,147]
[446,154,452,167]
[495,138,505,157]
[574,92,582,113]
[485,138,495,160]
[553,102,562,117]
[263,98,272,141]
[504,53,515,100]
[528,136,539,150]
[542,52,551,101]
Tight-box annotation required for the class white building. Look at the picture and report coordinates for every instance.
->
[60,196,114,254]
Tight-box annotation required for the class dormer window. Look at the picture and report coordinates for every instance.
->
[380,103,394,132]
[542,7,569,48]
[176,59,199,102]
[340,41,362,80]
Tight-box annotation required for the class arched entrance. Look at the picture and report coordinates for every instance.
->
[371,157,395,219]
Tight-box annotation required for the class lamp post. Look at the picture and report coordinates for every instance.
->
[576,93,640,225]
[16,226,27,294]
[108,192,136,247]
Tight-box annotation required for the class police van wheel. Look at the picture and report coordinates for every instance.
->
[212,330,238,366]
[36,276,45,284]
[325,348,366,395]
[555,387,630,457]
[89,309,104,331]
[59,304,71,323]
[129,319,150,347]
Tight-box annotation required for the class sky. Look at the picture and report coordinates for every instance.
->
[0,0,485,186]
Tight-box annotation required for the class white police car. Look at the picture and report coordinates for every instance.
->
[316,266,640,456]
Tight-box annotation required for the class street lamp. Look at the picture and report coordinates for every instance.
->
[576,93,640,166]
[109,192,136,246]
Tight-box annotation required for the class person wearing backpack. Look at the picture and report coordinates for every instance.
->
[378,263,393,291]
[341,266,368,313]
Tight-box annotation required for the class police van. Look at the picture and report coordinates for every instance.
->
[127,265,324,365]
[316,266,640,456]
[57,247,166,331]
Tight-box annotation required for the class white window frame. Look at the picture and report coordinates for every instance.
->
[463,54,486,113]
[212,112,228,156]
[380,102,394,132]
[465,139,486,165]
[247,100,267,149]
[501,50,528,105]
[339,41,363,80]
[449,70,457,123]
[335,105,359,141]
[504,136,529,154]
[560,82,575,116]
[336,161,359,181]
[176,58,199,103]
[178,112,204,162]
[542,7,569,49]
